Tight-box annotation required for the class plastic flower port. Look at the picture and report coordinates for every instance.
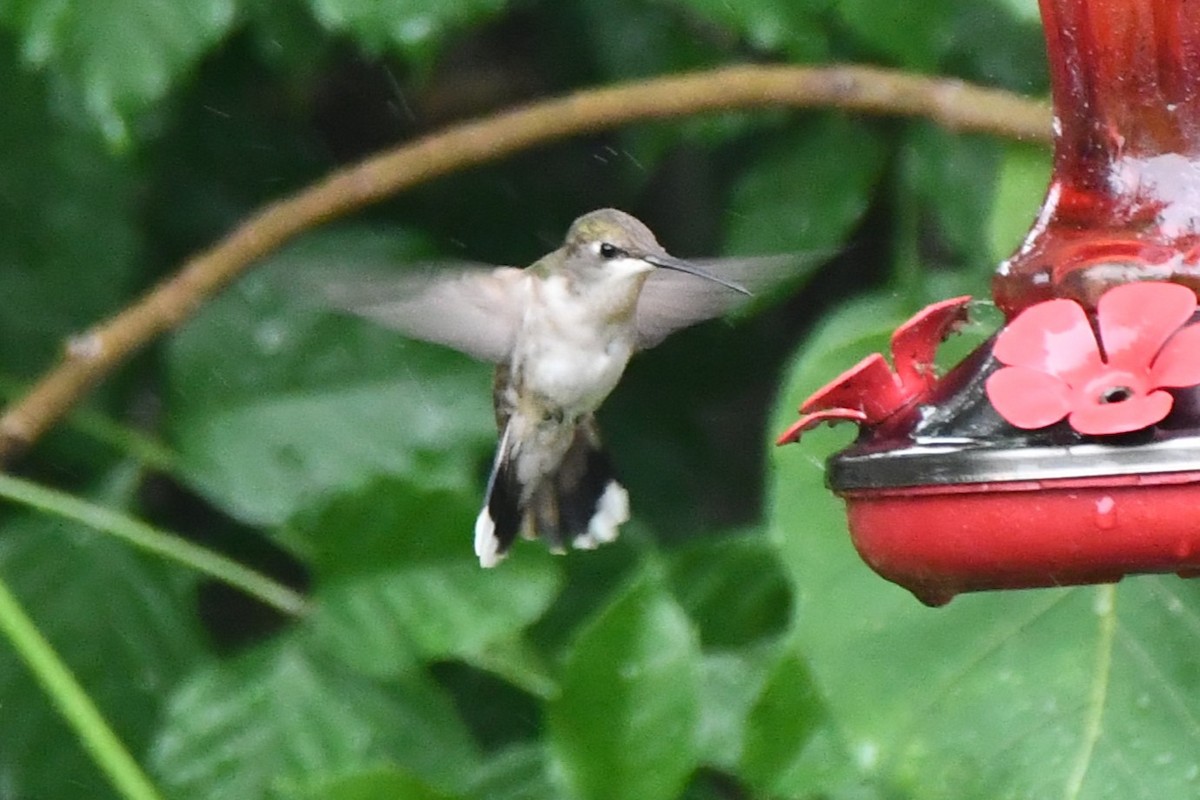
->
[985,281,1200,436]
[776,296,971,445]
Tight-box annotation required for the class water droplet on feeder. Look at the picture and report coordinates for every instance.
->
[1094,495,1117,529]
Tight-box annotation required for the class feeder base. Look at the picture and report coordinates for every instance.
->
[843,471,1200,605]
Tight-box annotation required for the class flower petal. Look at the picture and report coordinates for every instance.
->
[1150,322,1200,388]
[890,296,972,394]
[1068,390,1174,435]
[993,298,1103,384]
[985,366,1073,429]
[799,353,908,421]
[1097,282,1198,371]
[775,408,869,445]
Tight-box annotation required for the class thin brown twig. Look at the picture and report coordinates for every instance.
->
[0,64,1050,464]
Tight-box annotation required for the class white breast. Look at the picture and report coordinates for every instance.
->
[516,274,637,413]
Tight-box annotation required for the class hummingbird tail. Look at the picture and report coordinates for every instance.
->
[474,418,631,567]
[532,421,629,553]
[475,424,522,568]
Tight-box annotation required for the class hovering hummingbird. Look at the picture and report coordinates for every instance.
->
[321,208,797,567]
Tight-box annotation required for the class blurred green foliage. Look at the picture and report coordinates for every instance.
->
[4,1,1191,799]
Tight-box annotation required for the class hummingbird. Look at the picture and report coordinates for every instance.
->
[321,208,794,567]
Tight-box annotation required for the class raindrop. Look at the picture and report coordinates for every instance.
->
[1094,495,1117,530]
[255,319,287,354]
[855,740,879,769]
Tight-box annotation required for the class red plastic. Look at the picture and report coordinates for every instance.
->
[986,281,1200,434]
[776,296,970,444]
[844,472,1200,607]
[993,0,1200,316]
[779,0,1200,604]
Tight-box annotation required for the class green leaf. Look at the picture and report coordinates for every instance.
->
[303,479,562,680]
[305,0,507,66]
[739,652,824,791]
[303,766,461,800]
[0,37,141,379]
[548,570,702,800]
[694,646,777,770]
[671,0,831,60]
[667,531,792,649]
[166,229,496,528]
[467,744,557,800]
[149,635,482,800]
[904,123,1003,270]
[995,0,1040,23]
[837,0,1047,89]
[573,0,716,81]
[569,0,767,172]
[723,114,888,258]
[988,141,1053,264]
[0,465,206,800]
[836,0,959,71]
[0,0,236,144]
[768,298,1200,797]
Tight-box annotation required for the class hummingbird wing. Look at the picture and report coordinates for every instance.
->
[635,254,820,349]
[318,265,529,363]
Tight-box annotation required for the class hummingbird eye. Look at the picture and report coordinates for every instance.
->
[597,242,624,260]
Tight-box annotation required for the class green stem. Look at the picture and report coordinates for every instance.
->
[0,574,165,800]
[0,473,308,617]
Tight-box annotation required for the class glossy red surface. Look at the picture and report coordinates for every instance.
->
[844,472,1200,606]
[775,296,970,445]
[782,0,1200,604]
[994,0,1200,315]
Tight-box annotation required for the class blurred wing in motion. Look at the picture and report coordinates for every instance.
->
[635,253,828,349]
[318,265,528,363]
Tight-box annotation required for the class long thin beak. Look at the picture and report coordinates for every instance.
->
[643,254,751,295]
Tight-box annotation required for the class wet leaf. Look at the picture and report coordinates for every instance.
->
[305,0,507,66]
[904,123,1003,270]
[837,0,959,70]
[0,0,235,143]
[0,38,142,379]
[666,531,792,649]
[672,0,831,60]
[301,766,461,800]
[467,744,557,800]
[693,646,776,770]
[739,651,824,791]
[548,570,702,800]
[303,479,562,680]
[150,635,481,800]
[723,114,888,258]
[0,465,206,800]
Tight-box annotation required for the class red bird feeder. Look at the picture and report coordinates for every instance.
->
[778,0,1200,605]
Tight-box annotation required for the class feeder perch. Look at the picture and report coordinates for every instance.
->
[778,0,1200,605]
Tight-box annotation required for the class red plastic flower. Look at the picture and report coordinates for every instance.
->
[777,296,971,445]
[985,282,1200,435]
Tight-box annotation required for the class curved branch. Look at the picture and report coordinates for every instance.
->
[0,64,1050,463]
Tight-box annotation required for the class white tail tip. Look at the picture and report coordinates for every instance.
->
[574,480,629,550]
[474,507,504,568]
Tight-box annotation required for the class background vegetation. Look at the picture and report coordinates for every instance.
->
[3,1,1196,798]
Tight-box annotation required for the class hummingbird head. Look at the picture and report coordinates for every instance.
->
[561,209,749,295]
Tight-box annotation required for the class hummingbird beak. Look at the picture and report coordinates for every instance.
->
[642,254,751,295]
